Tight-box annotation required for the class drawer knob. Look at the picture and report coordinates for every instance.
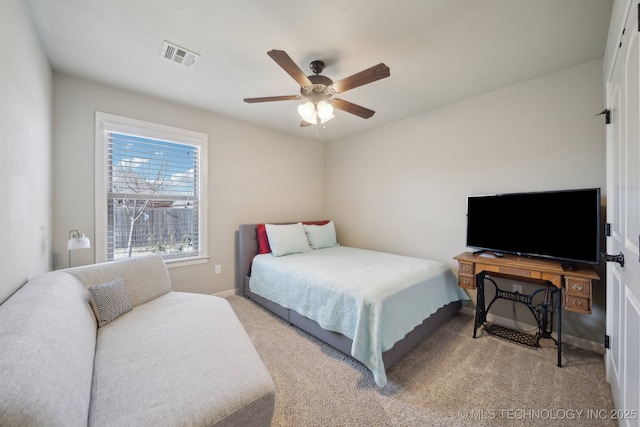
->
[574,299,583,306]
[572,284,583,291]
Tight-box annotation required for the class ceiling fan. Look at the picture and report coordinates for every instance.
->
[244,50,390,127]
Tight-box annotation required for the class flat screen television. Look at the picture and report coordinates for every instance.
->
[466,188,601,267]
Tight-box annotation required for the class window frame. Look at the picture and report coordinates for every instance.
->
[95,112,208,267]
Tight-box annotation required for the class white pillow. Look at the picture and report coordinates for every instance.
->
[304,221,339,249]
[265,222,311,256]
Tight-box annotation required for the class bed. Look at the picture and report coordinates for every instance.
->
[236,221,469,387]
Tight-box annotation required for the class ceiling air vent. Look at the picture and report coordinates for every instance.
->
[160,41,200,69]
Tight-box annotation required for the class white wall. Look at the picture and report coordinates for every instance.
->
[324,59,606,343]
[0,0,52,304]
[52,73,324,295]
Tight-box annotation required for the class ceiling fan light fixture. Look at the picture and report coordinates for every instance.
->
[316,100,334,121]
[320,114,334,124]
[298,100,334,125]
[298,101,316,123]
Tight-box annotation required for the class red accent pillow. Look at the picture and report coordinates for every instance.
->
[256,224,271,254]
[256,221,330,254]
[303,221,330,226]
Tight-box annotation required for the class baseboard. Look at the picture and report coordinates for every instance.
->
[459,306,605,355]
[214,289,237,298]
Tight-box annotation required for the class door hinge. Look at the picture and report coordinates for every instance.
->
[605,223,612,237]
[605,334,610,349]
[596,109,611,124]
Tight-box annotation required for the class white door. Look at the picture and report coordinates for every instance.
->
[606,1,640,424]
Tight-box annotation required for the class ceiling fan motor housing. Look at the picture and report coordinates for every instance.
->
[301,74,334,102]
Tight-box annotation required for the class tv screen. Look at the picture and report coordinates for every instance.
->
[466,188,601,266]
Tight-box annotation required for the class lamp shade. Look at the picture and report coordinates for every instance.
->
[298,100,335,125]
[297,101,316,123]
[316,100,334,122]
[68,232,91,250]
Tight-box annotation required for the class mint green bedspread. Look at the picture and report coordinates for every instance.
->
[249,246,470,387]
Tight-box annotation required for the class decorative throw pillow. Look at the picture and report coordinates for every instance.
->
[303,220,330,226]
[265,222,311,257]
[87,277,132,327]
[256,224,271,254]
[304,221,339,249]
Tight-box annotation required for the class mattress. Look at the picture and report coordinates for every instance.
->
[249,245,469,386]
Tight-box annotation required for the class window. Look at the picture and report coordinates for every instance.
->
[95,112,208,265]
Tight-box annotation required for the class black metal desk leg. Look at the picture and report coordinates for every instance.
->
[473,272,486,338]
[557,291,562,367]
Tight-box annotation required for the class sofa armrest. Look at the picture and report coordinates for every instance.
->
[0,272,97,426]
[66,255,172,307]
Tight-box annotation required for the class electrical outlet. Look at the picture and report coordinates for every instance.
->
[215,265,221,274]
[512,284,522,294]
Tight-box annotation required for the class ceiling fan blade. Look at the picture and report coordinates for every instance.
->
[300,120,313,127]
[244,95,301,103]
[332,98,375,119]
[332,63,390,94]
[267,50,313,87]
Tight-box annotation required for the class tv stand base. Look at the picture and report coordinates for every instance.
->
[475,274,560,362]
[454,252,599,367]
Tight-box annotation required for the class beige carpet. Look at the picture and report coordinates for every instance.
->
[227,295,616,427]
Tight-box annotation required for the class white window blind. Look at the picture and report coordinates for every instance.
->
[96,113,207,264]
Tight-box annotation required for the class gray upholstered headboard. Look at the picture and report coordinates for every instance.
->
[237,224,259,293]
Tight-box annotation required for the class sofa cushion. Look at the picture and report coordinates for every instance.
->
[0,271,96,426]
[68,254,171,307]
[88,292,275,427]
[88,277,132,327]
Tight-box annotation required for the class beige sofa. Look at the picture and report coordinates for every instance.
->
[0,255,275,426]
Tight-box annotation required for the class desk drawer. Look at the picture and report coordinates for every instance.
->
[458,262,474,276]
[458,276,476,289]
[565,278,591,297]
[457,262,476,289]
[564,293,591,314]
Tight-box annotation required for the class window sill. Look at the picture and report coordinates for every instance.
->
[165,255,210,268]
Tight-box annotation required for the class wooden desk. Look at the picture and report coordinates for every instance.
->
[454,251,599,366]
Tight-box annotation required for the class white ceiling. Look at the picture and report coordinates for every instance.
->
[25,0,613,141]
